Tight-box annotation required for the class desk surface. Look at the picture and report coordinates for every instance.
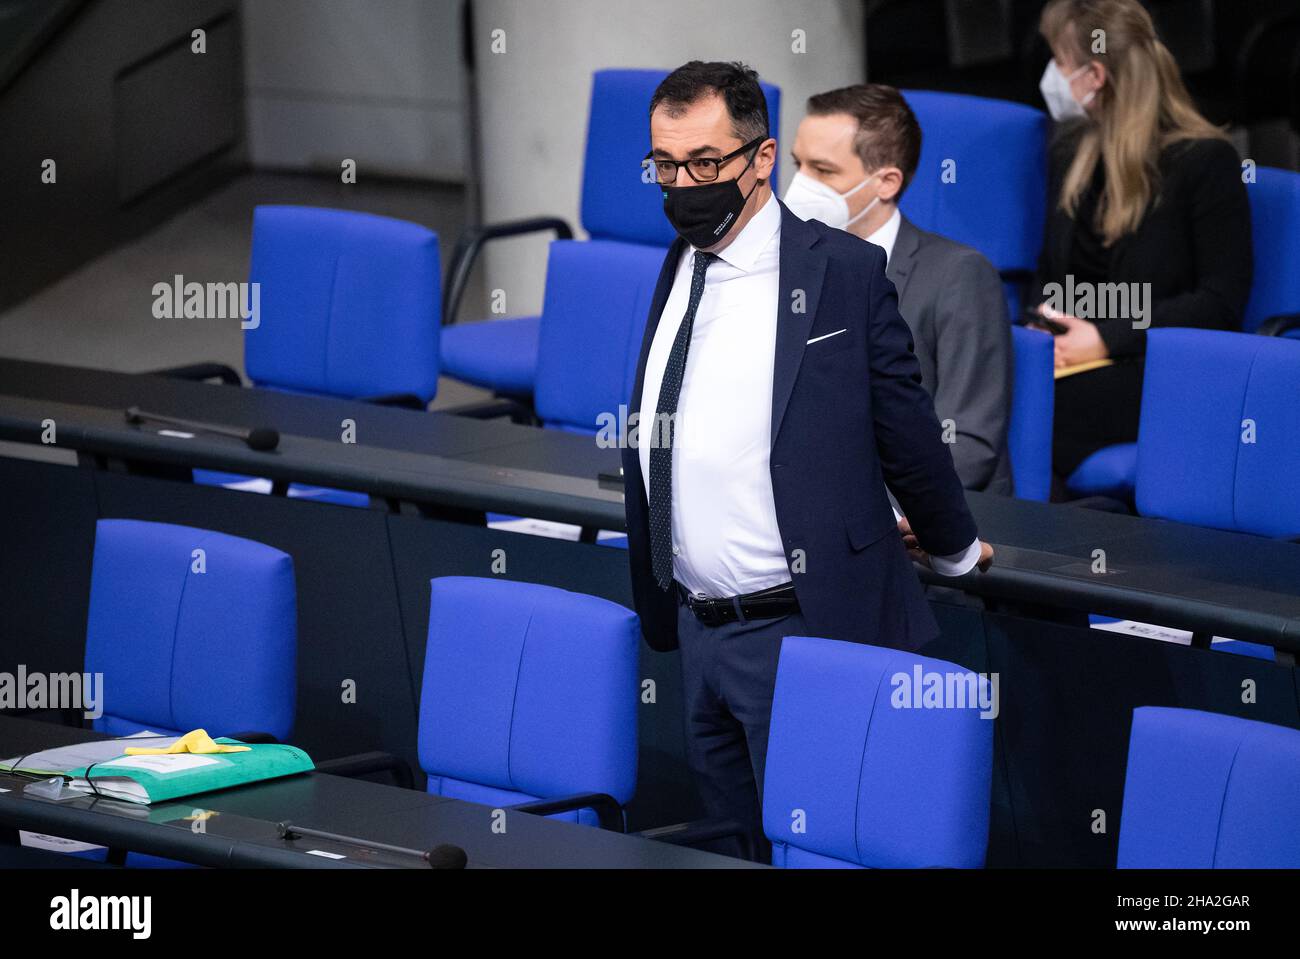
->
[3,358,1300,651]
[0,358,626,529]
[0,717,757,869]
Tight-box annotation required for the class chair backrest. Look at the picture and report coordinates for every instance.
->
[1008,325,1054,501]
[417,577,639,825]
[763,635,993,868]
[900,90,1048,279]
[1118,707,1300,868]
[533,239,667,433]
[1135,329,1300,537]
[581,68,782,248]
[84,519,297,740]
[245,205,441,403]
[1243,166,1300,332]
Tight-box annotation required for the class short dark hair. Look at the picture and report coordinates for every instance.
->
[806,84,922,196]
[649,61,769,147]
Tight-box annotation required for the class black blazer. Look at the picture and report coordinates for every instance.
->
[1034,123,1252,359]
[621,201,978,654]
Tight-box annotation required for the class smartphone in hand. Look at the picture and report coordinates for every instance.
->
[1021,305,1068,335]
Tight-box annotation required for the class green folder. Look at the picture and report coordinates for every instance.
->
[65,740,314,805]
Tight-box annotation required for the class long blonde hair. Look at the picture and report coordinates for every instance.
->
[1040,0,1227,245]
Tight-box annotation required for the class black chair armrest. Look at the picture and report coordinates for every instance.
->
[223,730,279,745]
[358,392,428,411]
[512,792,624,832]
[313,751,414,790]
[443,216,575,327]
[633,817,756,860]
[149,362,243,386]
[1256,313,1300,338]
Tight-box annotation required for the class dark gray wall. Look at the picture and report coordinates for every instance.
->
[0,0,247,311]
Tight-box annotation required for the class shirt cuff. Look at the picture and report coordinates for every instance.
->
[893,506,981,576]
[930,538,982,577]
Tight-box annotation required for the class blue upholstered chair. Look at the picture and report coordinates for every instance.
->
[1118,707,1300,868]
[1243,166,1300,337]
[481,231,666,547]
[68,519,296,867]
[193,205,441,507]
[1008,325,1054,501]
[85,519,297,739]
[417,577,639,828]
[1068,166,1300,498]
[440,68,780,400]
[1133,329,1300,539]
[1081,330,1300,660]
[533,240,666,433]
[763,636,993,868]
[900,90,1048,318]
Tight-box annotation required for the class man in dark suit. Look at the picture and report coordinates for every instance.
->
[623,61,993,861]
[784,84,1013,494]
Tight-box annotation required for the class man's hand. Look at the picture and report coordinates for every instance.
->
[897,516,994,573]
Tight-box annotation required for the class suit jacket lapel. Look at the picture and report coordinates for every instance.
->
[629,235,688,408]
[886,215,922,302]
[771,201,826,444]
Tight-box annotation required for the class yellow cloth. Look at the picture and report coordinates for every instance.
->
[1054,358,1115,380]
[123,729,251,756]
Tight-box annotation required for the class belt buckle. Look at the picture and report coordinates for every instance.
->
[691,597,721,627]
[695,602,719,627]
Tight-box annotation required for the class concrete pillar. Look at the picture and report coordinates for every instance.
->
[469,0,865,318]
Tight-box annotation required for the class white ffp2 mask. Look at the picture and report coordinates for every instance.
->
[1039,60,1095,121]
[783,170,880,231]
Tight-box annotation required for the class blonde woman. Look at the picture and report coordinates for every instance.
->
[1030,0,1252,490]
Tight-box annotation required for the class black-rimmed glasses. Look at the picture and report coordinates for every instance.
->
[643,135,767,185]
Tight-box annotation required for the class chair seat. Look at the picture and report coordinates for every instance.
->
[1066,442,1137,499]
[440,316,541,396]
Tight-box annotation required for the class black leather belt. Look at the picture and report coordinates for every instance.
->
[677,581,799,627]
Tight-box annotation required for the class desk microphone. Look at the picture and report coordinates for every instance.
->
[278,821,468,869]
[125,406,280,452]
[426,843,468,870]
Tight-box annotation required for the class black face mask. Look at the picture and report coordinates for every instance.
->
[661,149,761,249]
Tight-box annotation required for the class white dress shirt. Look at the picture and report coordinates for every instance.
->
[864,207,902,265]
[639,194,980,598]
[637,194,787,598]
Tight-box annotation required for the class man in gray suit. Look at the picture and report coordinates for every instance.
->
[783,84,1013,495]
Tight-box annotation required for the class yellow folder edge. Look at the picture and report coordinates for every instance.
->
[1054,358,1115,380]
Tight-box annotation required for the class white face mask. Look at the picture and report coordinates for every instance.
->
[783,170,881,231]
[1039,60,1095,121]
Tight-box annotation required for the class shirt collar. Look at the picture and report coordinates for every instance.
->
[864,207,902,266]
[696,192,780,273]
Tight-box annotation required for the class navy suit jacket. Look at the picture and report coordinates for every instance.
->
[622,201,979,654]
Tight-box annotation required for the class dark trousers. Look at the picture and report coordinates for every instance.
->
[676,592,809,864]
[1052,358,1144,479]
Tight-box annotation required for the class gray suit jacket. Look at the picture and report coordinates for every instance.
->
[885,215,1013,495]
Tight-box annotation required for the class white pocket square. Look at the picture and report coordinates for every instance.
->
[807,328,847,345]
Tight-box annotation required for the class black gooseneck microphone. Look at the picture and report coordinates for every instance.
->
[125,406,280,452]
[277,821,468,869]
